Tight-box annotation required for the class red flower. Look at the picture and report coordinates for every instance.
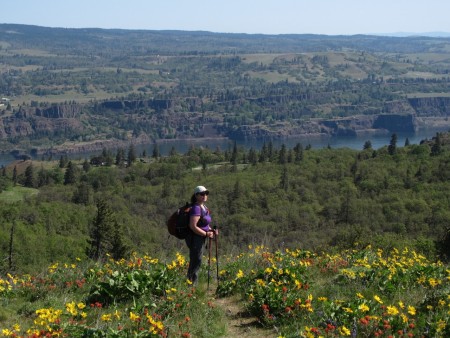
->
[76,279,86,288]
[311,327,321,334]
[325,323,336,333]
[360,318,369,325]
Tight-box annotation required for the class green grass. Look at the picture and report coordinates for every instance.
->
[0,186,39,203]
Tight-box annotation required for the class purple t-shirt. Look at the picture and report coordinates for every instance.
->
[190,204,212,231]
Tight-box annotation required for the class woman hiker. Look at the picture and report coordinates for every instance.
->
[185,185,217,284]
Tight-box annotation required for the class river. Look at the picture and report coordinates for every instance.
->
[152,127,448,156]
[0,127,448,167]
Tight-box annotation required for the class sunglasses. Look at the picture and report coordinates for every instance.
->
[197,191,209,196]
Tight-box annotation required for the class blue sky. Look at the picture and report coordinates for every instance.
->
[2,0,450,35]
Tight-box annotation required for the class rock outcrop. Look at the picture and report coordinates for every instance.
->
[1,96,449,154]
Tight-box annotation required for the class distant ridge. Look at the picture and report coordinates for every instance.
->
[373,31,450,38]
[1,23,450,55]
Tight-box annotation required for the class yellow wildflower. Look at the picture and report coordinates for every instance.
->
[428,278,440,287]
[437,319,446,332]
[401,313,409,324]
[339,326,351,336]
[101,314,112,322]
[374,295,383,304]
[129,311,140,322]
[2,329,13,336]
[65,302,78,316]
[386,305,399,316]
[114,310,121,320]
[358,303,370,312]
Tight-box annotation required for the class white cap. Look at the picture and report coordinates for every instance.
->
[194,185,209,194]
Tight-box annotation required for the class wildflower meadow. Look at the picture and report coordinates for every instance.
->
[0,245,449,337]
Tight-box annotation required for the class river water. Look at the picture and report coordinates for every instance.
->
[0,127,448,167]
[152,127,448,156]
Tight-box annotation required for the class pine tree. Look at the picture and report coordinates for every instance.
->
[152,144,160,159]
[388,133,397,155]
[230,141,238,165]
[12,166,17,186]
[24,164,34,188]
[294,143,304,162]
[64,161,77,185]
[127,144,137,166]
[72,182,92,205]
[248,147,258,166]
[87,199,115,261]
[259,142,268,162]
[280,165,289,191]
[82,159,91,172]
[59,155,68,168]
[115,148,125,166]
[431,132,442,156]
[278,144,287,164]
[404,138,410,146]
[110,221,130,260]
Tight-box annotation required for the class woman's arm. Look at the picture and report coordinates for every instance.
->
[189,214,213,238]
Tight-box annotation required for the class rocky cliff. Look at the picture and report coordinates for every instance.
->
[229,114,418,140]
[0,104,84,139]
[408,97,450,116]
[1,96,449,154]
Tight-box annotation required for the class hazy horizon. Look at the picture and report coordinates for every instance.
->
[2,0,450,36]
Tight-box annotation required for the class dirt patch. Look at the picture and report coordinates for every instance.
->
[214,295,278,338]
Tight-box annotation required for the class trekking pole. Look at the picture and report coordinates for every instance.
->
[214,225,219,287]
[207,235,212,290]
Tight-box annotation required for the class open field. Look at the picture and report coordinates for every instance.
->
[0,185,38,202]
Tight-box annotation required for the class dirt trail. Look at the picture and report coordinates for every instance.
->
[214,295,278,338]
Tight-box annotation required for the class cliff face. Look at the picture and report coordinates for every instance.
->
[1,96,449,153]
[408,97,450,116]
[0,104,84,139]
[100,99,174,111]
[373,114,417,132]
[15,104,82,119]
[229,114,418,140]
